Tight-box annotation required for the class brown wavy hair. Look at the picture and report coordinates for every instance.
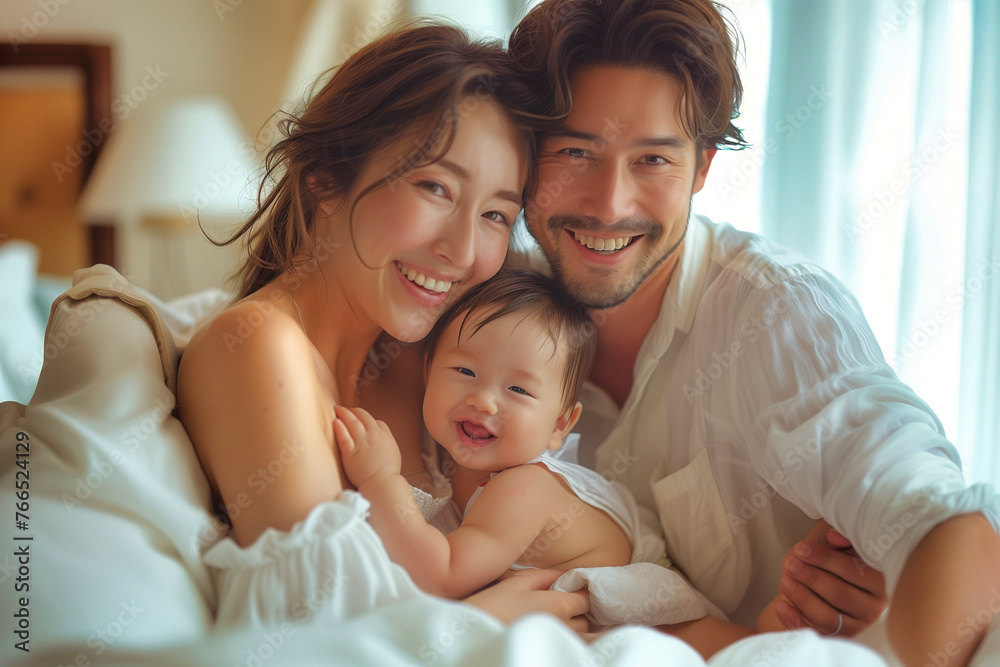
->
[221,20,547,299]
[507,0,747,151]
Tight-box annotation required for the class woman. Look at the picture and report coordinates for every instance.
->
[178,21,586,627]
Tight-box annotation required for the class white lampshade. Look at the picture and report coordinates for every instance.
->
[80,96,257,227]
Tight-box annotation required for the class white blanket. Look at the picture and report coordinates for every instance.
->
[11,607,893,666]
[0,265,996,666]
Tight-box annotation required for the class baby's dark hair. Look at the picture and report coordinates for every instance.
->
[423,267,596,412]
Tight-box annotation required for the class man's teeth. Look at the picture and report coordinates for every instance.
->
[396,262,453,293]
[573,232,634,252]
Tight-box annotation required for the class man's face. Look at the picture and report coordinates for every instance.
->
[525,66,715,309]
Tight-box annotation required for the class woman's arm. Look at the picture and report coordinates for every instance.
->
[467,568,590,632]
[656,616,754,661]
[178,302,344,547]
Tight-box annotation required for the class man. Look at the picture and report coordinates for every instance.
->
[507,0,1000,665]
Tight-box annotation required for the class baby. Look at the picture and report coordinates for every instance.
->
[334,268,637,599]
[338,268,782,650]
[335,268,818,654]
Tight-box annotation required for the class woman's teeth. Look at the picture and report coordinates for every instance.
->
[573,232,634,253]
[396,262,454,293]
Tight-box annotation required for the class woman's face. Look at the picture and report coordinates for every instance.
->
[334,100,526,342]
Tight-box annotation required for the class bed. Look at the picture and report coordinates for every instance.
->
[0,263,896,666]
[8,257,1000,667]
[2,45,999,667]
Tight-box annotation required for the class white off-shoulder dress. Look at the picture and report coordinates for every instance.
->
[203,431,458,628]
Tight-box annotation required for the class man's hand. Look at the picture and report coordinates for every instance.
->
[332,404,401,488]
[774,519,888,636]
[465,568,590,632]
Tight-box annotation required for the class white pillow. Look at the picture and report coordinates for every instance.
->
[0,241,45,403]
[0,266,226,657]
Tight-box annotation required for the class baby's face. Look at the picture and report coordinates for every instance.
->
[423,311,570,471]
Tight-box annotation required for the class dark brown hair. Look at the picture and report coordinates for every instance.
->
[507,0,747,151]
[423,267,596,412]
[222,20,547,299]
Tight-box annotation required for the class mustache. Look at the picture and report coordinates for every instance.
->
[545,213,662,239]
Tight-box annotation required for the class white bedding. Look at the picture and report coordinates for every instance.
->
[1,264,998,666]
[12,605,892,666]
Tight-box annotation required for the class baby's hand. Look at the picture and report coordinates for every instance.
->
[332,405,401,488]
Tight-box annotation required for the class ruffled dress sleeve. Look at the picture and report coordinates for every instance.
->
[204,491,424,628]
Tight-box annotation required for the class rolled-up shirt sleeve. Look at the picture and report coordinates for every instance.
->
[730,271,997,592]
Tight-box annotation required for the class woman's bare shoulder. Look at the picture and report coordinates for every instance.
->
[177,294,326,453]
[183,293,302,365]
[177,294,342,543]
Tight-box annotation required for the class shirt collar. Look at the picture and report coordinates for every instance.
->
[656,214,713,337]
[631,214,713,368]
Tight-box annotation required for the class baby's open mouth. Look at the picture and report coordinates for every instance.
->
[460,421,495,440]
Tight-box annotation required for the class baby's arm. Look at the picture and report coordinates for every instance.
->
[333,405,448,580]
[334,406,554,598]
[333,405,404,490]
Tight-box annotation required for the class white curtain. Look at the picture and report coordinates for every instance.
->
[958,0,1000,485]
[746,0,997,484]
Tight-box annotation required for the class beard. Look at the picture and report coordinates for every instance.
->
[534,206,690,310]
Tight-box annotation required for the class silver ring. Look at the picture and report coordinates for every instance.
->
[830,612,843,636]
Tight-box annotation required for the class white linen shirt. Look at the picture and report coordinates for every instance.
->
[556,215,998,627]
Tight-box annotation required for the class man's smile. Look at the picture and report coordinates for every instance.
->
[572,232,638,254]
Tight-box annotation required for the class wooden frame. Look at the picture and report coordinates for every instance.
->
[0,42,115,267]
